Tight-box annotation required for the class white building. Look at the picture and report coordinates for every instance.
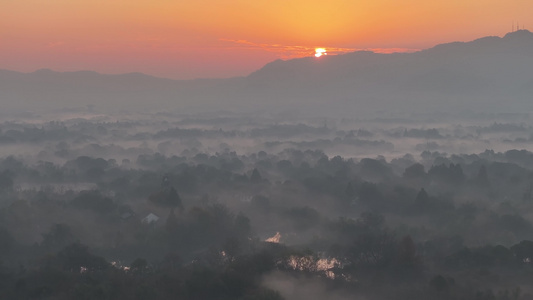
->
[141,213,159,224]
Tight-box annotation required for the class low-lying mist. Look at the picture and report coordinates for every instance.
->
[1,110,533,299]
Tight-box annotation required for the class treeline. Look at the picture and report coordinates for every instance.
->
[1,146,533,299]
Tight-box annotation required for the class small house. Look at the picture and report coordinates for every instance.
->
[141,213,160,224]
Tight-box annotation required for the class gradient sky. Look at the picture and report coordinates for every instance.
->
[1,0,532,79]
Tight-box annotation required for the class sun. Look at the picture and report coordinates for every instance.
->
[315,48,327,57]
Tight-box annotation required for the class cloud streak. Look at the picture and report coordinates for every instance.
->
[220,39,419,59]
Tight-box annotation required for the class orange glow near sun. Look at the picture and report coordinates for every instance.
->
[3,0,533,79]
[315,48,327,57]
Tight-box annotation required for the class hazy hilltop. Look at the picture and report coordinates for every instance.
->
[0,68,245,115]
[2,30,533,117]
[247,30,533,115]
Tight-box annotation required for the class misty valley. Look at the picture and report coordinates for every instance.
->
[6,0,533,298]
[1,110,533,299]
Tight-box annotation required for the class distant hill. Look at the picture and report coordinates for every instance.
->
[245,30,533,115]
[0,68,245,114]
[2,30,533,117]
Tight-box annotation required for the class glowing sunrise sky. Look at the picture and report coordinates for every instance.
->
[1,0,532,79]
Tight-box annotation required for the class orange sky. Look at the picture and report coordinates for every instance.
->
[1,0,531,79]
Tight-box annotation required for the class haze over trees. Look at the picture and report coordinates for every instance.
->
[0,110,531,299]
[3,31,533,299]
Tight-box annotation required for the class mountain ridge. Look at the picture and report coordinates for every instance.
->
[5,30,532,82]
[2,30,533,117]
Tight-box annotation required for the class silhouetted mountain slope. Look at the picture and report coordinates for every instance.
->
[2,30,533,116]
[0,68,246,113]
[245,30,533,114]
